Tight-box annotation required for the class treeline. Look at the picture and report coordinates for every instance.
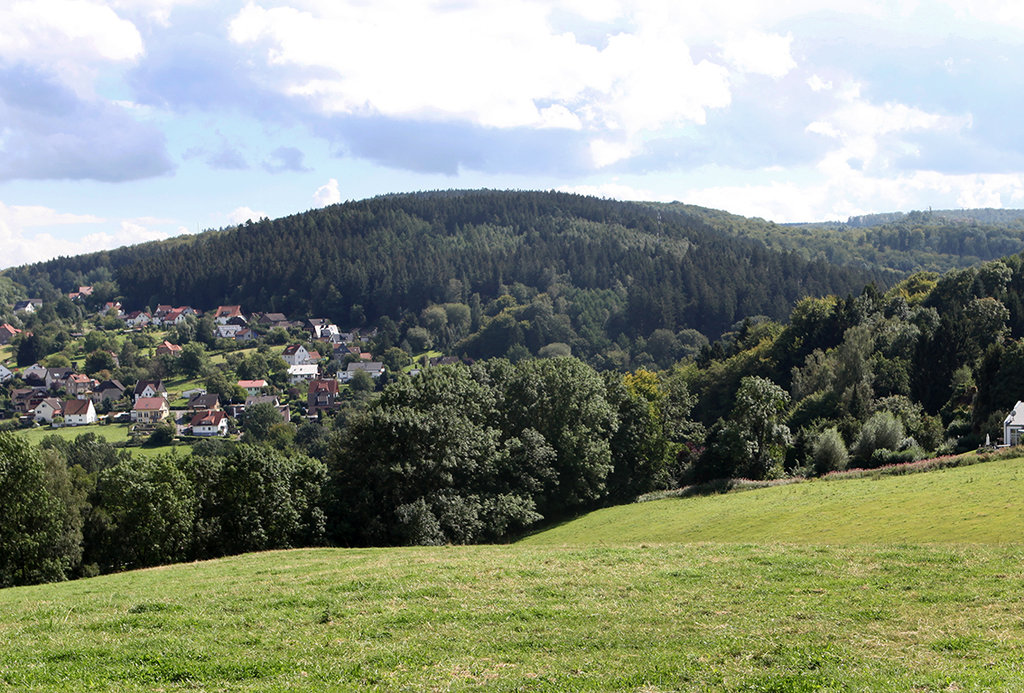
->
[4,191,881,342]
[1,356,694,586]
[658,203,1024,274]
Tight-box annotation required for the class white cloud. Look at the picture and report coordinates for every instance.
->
[589,139,634,168]
[720,32,797,78]
[313,178,341,207]
[0,201,175,267]
[229,0,733,137]
[805,86,971,177]
[226,206,267,225]
[681,170,1024,223]
[0,0,143,98]
[807,74,833,92]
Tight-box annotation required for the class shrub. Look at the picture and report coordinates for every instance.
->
[852,411,904,466]
[812,427,848,475]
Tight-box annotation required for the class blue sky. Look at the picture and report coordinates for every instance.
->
[3,0,1024,267]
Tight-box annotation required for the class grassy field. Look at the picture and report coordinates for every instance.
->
[2,543,1024,691]
[4,456,1024,689]
[13,424,183,458]
[523,455,1024,546]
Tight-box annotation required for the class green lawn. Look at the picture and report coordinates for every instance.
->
[13,424,183,458]
[524,455,1024,546]
[15,423,133,446]
[1,544,1023,691]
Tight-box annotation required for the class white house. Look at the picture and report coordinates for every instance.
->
[1004,401,1024,446]
[63,399,97,426]
[216,323,245,339]
[282,344,313,366]
[287,363,319,384]
[0,363,12,384]
[190,409,229,437]
[133,380,166,402]
[339,361,386,382]
[33,398,62,423]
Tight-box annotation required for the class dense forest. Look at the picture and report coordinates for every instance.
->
[665,203,1024,274]
[3,191,884,346]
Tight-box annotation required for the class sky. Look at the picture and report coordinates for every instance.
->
[3,0,1024,268]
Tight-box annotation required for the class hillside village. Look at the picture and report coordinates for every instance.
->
[0,288,423,444]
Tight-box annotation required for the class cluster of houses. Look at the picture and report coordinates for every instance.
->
[2,299,394,439]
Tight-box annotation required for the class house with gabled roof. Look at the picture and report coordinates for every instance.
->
[0,323,21,345]
[123,310,152,328]
[13,299,41,314]
[308,378,339,415]
[132,397,169,423]
[45,367,74,391]
[34,398,63,423]
[92,379,126,403]
[162,308,188,326]
[12,388,41,413]
[339,361,385,382]
[0,363,12,384]
[64,399,97,426]
[282,344,317,366]
[156,340,183,357]
[66,373,97,397]
[190,409,229,437]
[215,305,245,324]
[133,379,166,402]
[1005,401,1024,446]
[187,393,221,412]
[22,363,48,388]
[237,379,267,396]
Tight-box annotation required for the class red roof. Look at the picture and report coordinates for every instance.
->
[237,379,267,389]
[64,399,93,416]
[309,379,338,395]
[216,305,243,318]
[191,410,227,427]
[133,397,168,411]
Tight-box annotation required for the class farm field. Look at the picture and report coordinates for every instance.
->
[523,455,1024,546]
[2,544,1024,691]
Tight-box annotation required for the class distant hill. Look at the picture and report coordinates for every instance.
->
[654,202,1024,274]
[2,191,885,345]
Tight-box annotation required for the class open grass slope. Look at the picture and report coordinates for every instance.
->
[523,456,1024,547]
[2,544,1024,691]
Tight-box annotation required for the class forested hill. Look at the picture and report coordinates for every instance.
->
[654,203,1024,275]
[2,191,883,343]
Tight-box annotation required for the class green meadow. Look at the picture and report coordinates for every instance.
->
[524,455,1024,546]
[3,456,1024,690]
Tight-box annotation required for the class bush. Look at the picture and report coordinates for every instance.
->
[812,427,848,475]
[852,411,904,466]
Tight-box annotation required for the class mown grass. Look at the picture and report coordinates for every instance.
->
[524,455,1024,546]
[13,424,182,458]
[16,424,134,446]
[2,543,1024,691]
